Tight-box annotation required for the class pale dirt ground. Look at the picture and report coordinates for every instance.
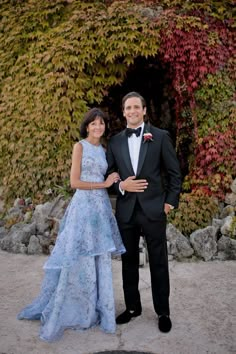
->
[0,249,236,354]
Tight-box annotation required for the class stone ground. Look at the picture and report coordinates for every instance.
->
[0,250,235,354]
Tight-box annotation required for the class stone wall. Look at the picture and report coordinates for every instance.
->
[0,179,235,262]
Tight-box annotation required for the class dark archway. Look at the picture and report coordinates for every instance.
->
[100,56,190,176]
[101,57,176,143]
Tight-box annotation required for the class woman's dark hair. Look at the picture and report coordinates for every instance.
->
[122,91,146,110]
[79,108,107,138]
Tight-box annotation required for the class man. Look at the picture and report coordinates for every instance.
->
[106,92,182,333]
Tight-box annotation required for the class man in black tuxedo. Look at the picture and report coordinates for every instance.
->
[106,92,182,333]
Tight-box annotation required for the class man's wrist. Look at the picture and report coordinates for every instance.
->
[119,181,125,195]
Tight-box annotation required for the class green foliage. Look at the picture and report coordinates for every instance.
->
[0,0,235,210]
[195,72,235,137]
[54,179,73,199]
[168,189,219,236]
[0,0,160,203]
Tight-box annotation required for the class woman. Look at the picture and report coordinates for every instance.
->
[17,108,125,342]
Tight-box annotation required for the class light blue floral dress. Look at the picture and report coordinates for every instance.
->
[17,139,125,342]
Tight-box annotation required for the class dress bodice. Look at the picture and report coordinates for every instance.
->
[79,140,107,183]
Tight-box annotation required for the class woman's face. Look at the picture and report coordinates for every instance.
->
[87,116,105,139]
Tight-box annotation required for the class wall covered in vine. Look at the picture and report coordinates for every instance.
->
[0,0,235,222]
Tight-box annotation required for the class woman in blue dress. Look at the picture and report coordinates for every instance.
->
[17,108,125,342]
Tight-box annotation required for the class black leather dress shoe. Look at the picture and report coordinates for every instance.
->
[158,315,172,333]
[116,309,142,324]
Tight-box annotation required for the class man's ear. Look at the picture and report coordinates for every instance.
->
[143,107,147,115]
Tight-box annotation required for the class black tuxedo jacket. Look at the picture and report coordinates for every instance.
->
[106,123,182,224]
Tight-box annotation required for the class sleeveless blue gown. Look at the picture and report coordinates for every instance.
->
[17,140,125,342]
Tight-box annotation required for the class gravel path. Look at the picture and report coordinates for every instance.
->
[0,250,235,354]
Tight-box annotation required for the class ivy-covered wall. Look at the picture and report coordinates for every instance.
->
[0,0,235,219]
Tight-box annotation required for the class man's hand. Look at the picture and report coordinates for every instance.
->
[164,203,174,215]
[120,176,148,192]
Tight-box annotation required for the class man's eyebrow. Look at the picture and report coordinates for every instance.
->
[125,104,141,108]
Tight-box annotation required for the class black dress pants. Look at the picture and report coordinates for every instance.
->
[119,201,170,316]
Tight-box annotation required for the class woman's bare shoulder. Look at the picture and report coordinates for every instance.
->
[73,141,83,153]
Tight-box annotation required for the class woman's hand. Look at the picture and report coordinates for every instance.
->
[105,172,120,188]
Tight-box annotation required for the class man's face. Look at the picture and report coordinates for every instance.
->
[123,97,146,128]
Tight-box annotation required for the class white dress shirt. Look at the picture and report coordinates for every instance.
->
[128,123,144,175]
[119,123,144,194]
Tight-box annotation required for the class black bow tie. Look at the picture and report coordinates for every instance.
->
[126,127,142,137]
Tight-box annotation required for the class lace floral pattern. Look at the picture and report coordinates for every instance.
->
[17,139,125,342]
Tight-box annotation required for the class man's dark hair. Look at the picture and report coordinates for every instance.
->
[79,108,107,138]
[122,91,146,110]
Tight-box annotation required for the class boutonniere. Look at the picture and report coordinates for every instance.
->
[143,132,153,143]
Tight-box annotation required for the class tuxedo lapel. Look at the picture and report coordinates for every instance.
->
[136,123,150,176]
[120,130,135,174]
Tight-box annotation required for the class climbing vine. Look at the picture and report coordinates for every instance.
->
[0,0,235,207]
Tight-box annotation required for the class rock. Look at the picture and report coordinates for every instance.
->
[217,235,231,252]
[167,223,194,259]
[11,243,27,254]
[219,205,235,219]
[230,178,236,194]
[0,226,8,239]
[32,196,69,235]
[32,202,54,233]
[6,206,23,218]
[190,226,217,261]
[231,239,236,254]
[28,235,43,254]
[221,216,236,237]
[225,193,236,206]
[0,222,36,253]
[48,195,69,220]
[217,236,236,260]
[38,234,52,248]
[9,222,35,244]
[49,218,61,242]
[213,251,229,261]
[212,218,223,229]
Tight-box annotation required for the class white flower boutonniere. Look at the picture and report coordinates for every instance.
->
[143,132,153,143]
